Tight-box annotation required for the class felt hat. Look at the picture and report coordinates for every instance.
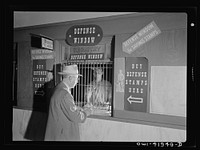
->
[58,64,82,76]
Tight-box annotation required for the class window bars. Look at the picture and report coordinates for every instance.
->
[64,60,113,116]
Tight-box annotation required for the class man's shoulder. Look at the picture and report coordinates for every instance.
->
[53,83,68,95]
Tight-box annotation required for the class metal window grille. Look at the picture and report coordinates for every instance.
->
[63,59,113,116]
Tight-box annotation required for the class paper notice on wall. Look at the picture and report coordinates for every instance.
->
[122,21,161,54]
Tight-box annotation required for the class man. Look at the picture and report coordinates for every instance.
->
[45,64,92,141]
[84,67,112,108]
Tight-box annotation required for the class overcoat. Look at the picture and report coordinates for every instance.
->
[45,81,87,141]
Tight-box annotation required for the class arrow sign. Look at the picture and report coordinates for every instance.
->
[127,95,143,104]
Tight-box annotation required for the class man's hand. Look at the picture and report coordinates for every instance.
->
[84,107,93,116]
[76,106,84,111]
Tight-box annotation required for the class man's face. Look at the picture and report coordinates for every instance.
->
[63,75,79,88]
[70,75,79,88]
[96,73,102,82]
[47,72,53,81]
[94,69,103,82]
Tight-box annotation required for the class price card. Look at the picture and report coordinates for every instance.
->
[124,57,149,112]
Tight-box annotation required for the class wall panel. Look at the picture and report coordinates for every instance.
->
[17,42,33,109]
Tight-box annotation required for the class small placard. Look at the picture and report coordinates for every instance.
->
[70,45,105,54]
[123,21,161,54]
[70,53,104,60]
[41,37,53,50]
[31,34,54,50]
[31,49,54,60]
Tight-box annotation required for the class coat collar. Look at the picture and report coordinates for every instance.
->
[59,81,75,104]
[59,81,71,94]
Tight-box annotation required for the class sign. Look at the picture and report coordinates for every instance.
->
[70,45,105,54]
[66,24,103,46]
[70,53,104,60]
[124,57,148,112]
[31,49,54,60]
[32,54,54,60]
[41,37,53,50]
[31,34,54,50]
[123,21,161,54]
[33,60,47,97]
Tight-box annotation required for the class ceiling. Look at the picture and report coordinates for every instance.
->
[14,12,133,28]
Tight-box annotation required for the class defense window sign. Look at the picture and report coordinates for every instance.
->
[66,24,103,46]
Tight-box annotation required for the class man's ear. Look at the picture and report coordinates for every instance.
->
[68,76,73,82]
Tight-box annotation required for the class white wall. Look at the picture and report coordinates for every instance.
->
[150,66,186,117]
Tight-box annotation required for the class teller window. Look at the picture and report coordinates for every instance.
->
[63,60,113,116]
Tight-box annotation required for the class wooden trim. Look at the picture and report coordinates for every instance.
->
[113,110,186,130]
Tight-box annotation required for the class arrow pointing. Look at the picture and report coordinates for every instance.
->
[127,95,143,104]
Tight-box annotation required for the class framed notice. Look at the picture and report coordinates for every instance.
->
[33,60,47,98]
[124,57,149,112]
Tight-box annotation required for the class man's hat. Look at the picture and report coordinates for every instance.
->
[58,64,82,76]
